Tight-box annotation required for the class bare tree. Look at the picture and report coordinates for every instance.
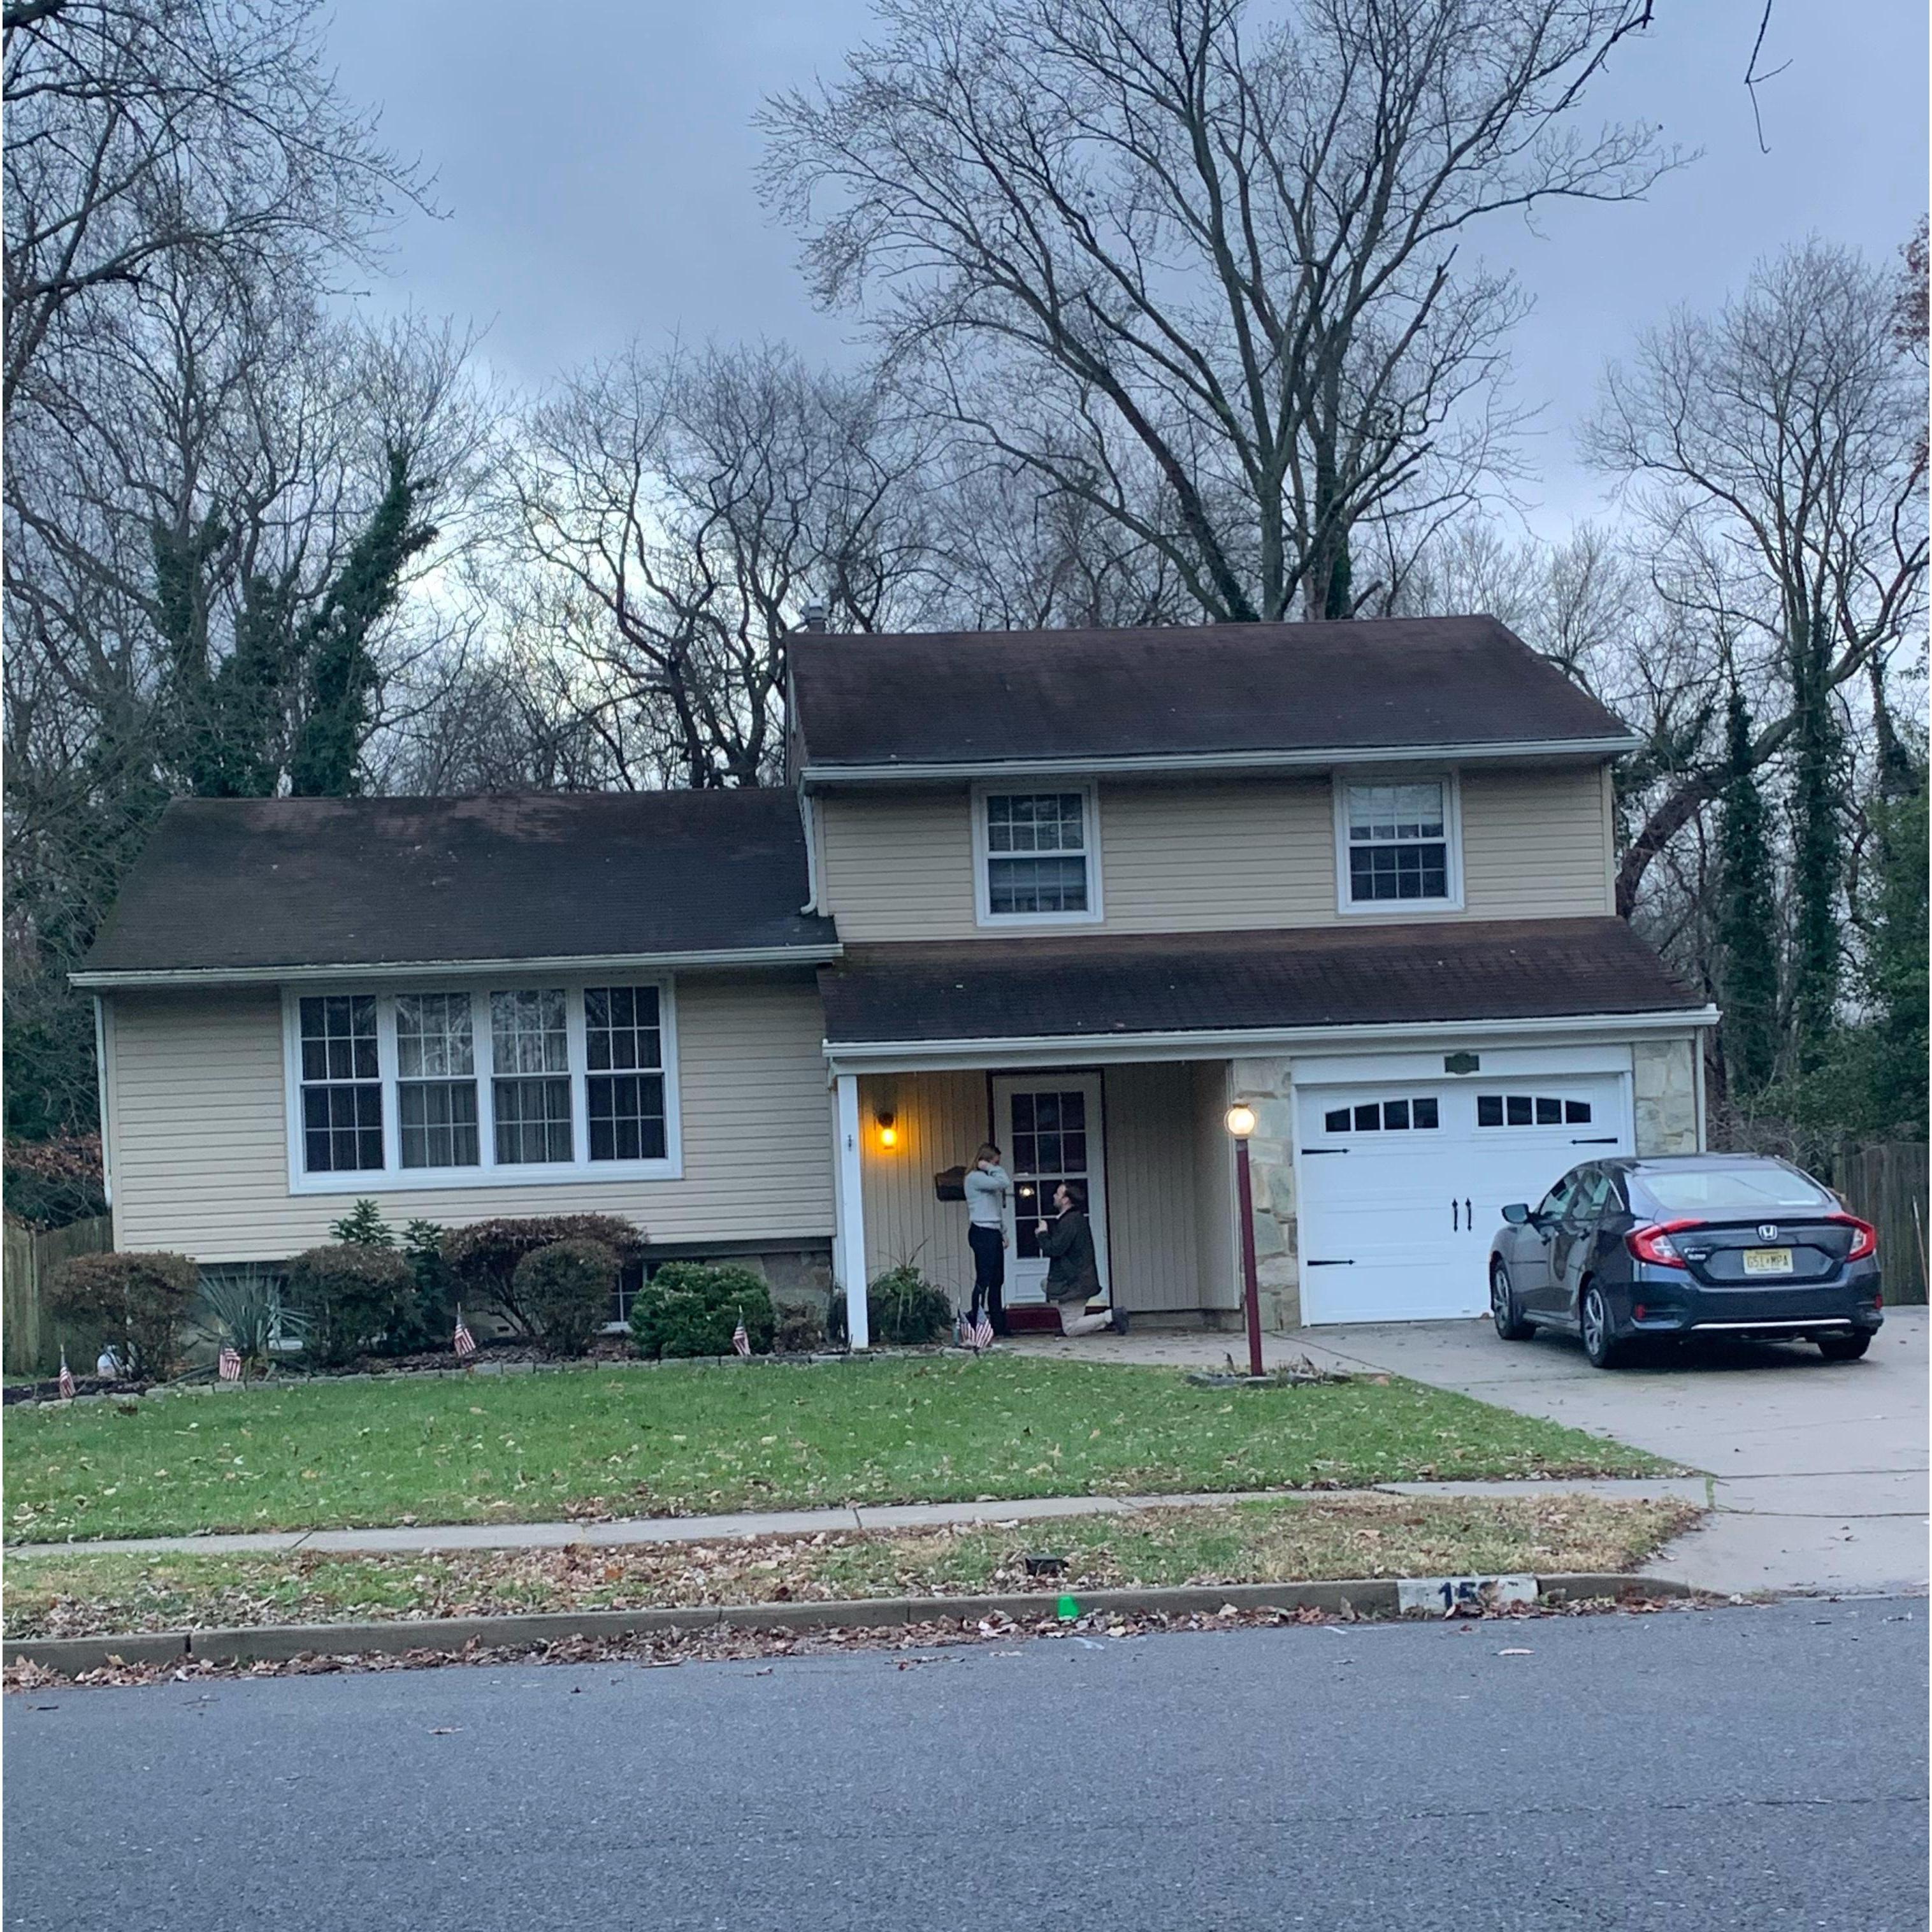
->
[501,341,940,786]
[1582,238,1927,923]
[762,0,1676,623]
[3,0,426,412]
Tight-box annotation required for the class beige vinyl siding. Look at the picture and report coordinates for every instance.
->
[818,768,1613,939]
[106,974,834,1263]
[1191,1061,1240,1310]
[856,1069,987,1296]
[1458,768,1614,919]
[1104,1063,1202,1312]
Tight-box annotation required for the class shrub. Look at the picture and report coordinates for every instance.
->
[772,1301,827,1354]
[510,1239,617,1357]
[285,1243,414,1369]
[443,1215,645,1335]
[44,1250,198,1379]
[3,1134,108,1230]
[630,1261,775,1359]
[866,1264,953,1346]
[328,1199,394,1249]
[324,1200,453,1353]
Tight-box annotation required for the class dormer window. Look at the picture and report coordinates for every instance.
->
[974,784,1103,926]
[1336,775,1462,912]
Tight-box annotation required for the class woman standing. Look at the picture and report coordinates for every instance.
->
[963,1143,1013,1337]
[1035,1182,1117,1337]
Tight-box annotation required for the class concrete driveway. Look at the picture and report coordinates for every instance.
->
[1293,1307,1929,1599]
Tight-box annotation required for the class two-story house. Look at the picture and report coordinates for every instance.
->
[75,617,1715,1341]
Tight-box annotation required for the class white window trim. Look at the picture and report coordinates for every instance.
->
[280,976,683,1194]
[970,779,1105,928]
[1332,768,1464,916]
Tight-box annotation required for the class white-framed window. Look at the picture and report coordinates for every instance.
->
[972,782,1104,926]
[282,977,680,1193]
[1334,773,1463,912]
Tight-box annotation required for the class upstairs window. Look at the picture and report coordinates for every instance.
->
[1339,778,1459,909]
[298,997,383,1172]
[976,786,1101,923]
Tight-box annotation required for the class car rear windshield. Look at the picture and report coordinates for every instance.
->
[1633,1166,1836,1215]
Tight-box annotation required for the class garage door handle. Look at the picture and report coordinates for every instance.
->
[1571,1136,1618,1145]
[1306,1259,1354,1267]
[1302,1148,1348,1155]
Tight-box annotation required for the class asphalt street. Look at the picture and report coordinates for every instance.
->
[6,1599,1924,1932]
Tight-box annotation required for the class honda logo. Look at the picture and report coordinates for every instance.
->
[1759,1223,1779,1241]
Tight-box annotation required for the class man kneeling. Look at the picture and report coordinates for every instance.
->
[1035,1182,1116,1336]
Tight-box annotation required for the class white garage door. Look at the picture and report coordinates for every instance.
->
[1295,1076,1631,1323]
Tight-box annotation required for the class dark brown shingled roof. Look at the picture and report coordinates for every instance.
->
[818,920,1700,1046]
[789,616,1632,772]
[79,791,837,977]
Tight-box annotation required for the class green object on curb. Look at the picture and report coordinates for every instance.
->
[1056,1594,1080,1620]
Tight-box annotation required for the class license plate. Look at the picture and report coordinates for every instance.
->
[1742,1248,1794,1276]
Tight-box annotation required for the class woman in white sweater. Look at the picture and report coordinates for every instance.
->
[963,1143,1013,1337]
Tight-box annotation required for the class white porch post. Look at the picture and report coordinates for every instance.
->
[833,1072,870,1350]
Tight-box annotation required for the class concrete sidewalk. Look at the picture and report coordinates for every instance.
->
[1016,1310,1929,1597]
[1,1474,1706,1561]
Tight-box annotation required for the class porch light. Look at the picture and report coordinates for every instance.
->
[1225,1103,1257,1139]
[876,1109,898,1149]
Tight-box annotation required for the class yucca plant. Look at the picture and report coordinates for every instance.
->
[196,1265,306,1377]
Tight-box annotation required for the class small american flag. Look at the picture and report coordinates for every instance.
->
[452,1311,477,1360]
[970,1305,995,1352]
[732,1318,751,1359]
[57,1352,75,1400]
[218,1346,242,1382]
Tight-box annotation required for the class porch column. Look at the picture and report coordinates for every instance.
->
[833,1072,870,1350]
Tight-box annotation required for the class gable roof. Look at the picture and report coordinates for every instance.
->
[789,616,1634,780]
[76,791,839,984]
[819,919,1703,1056]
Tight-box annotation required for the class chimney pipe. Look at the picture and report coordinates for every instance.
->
[800,602,827,633]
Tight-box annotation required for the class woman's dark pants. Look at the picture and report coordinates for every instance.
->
[968,1223,1009,1335]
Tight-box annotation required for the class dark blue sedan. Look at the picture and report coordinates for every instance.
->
[1488,1153,1883,1369]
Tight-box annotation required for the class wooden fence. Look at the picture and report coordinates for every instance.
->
[1826,1142,1928,1306]
[3,1215,113,1377]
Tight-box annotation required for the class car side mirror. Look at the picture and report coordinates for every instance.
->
[1501,1202,1532,1225]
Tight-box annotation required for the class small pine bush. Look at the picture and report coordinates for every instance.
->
[285,1243,414,1369]
[630,1261,775,1359]
[510,1239,617,1357]
[45,1250,198,1380]
[772,1301,827,1354]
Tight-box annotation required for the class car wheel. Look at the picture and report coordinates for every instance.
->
[1816,1332,1872,1362]
[1580,1285,1626,1369]
[1490,1262,1534,1341]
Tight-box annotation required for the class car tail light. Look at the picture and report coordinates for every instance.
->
[1626,1220,1699,1269]
[1831,1213,1878,1262]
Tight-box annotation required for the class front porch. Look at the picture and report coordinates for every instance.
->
[833,1062,1247,1337]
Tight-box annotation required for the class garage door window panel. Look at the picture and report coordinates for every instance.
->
[1478,1093,1592,1128]
[1320,1095,1440,1134]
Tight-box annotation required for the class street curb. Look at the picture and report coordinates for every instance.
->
[2,1573,1691,1675]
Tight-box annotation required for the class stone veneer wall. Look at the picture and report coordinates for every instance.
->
[1632,1039,1700,1155]
[1230,1056,1301,1332]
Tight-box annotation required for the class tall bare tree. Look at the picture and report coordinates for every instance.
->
[762,0,1675,623]
[501,341,940,786]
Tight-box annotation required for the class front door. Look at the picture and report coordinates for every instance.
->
[993,1076,1109,1306]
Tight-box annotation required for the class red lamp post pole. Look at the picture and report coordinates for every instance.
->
[1235,1135,1265,1379]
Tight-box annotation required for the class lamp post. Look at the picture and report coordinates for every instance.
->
[1225,1103,1265,1379]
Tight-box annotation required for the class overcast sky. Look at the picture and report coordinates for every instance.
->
[326,0,1928,537]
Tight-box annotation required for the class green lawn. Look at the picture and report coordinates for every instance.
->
[1,1494,1699,1638]
[3,1357,1666,1543]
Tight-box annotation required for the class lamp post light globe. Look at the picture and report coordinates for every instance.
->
[1225,1103,1257,1139]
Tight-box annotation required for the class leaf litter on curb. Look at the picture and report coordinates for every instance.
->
[3,1592,1715,1693]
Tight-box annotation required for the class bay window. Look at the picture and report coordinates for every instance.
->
[284,979,679,1191]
